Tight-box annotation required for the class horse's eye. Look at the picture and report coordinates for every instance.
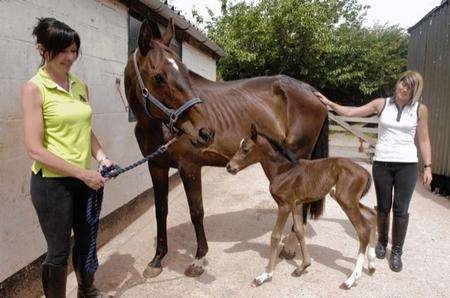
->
[154,74,165,85]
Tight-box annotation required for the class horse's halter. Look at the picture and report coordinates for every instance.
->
[133,49,202,134]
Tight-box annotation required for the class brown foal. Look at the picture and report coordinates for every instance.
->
[226,125,377,288]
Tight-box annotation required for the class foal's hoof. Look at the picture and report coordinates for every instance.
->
[368,267,376,276]
[291,265,309,277]
[184,264,204,277]
[251,277,271,287]
[279,247,296,260]
[143,265,163,278]
[251,272,272,287]
[339,282,352,290]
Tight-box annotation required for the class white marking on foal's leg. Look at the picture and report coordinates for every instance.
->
[367,247,376,273]
[344,253,364,288]
[253,271,273,286]
[239,138,245,148]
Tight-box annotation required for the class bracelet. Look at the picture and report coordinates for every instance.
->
[423,164,431,169]
[98,156,109,164]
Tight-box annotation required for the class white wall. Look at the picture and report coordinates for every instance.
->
[0,0,154,282]
[182,42,217,81]
[0,0,221,283]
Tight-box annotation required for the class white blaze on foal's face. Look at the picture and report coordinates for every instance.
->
[167,57,179,71]
[239,138,245,148]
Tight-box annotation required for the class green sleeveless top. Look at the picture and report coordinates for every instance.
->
[31,67,92,177]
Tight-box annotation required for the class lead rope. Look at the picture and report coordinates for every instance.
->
[84,137,178,274]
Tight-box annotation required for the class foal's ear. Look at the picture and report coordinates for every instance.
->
[250,124,258,141]
[138,19,153,55]
[161,18,175,46]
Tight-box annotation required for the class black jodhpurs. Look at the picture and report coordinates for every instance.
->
[372,161,418,217]
[30,171,92,266]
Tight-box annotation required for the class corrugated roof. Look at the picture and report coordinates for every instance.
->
[408,0,448,32]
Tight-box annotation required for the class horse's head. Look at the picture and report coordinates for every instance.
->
[226,124,261,174]
[127,19,214,147]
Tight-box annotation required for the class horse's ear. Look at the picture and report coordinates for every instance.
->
[161,18,175,46]
[138,19,153,55]
[250,124,258,141]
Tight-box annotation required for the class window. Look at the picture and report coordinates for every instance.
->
[127,15,162,121]
[127,15,141,122]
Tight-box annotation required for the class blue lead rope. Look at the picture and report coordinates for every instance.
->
[83,139,176,274]
[84,186,103,274]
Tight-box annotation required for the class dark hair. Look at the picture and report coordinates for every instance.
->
[259,133,298,164]
[32,17,81,66]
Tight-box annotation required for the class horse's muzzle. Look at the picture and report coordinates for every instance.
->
[197,128,215,147]
[226,163,238,175]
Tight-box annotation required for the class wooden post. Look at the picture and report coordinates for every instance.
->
[358,138,364,152]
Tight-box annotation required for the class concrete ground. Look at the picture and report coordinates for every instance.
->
[66,135,450,297]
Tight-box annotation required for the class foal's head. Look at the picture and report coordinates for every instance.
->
[126,19,215,147]
[226,124,263,174]
[227,124,298,175]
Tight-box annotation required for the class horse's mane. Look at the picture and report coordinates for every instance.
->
[258,133,298,164]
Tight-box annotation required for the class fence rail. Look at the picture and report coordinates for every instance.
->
[328,111,378,160]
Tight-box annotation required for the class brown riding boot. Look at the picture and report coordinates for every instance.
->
[375,208,389,259]
[389,214,409,272]
[72,255,111,298]
[42,263,67,298]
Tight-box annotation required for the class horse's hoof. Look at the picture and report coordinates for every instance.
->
[184,264,205,277]
[368,267,376,276]
[279,247,296,260]
[143,265,163,278]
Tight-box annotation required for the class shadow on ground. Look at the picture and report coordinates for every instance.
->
[159,208,366,281]
[92,206,381,295]
[414,182,450,210]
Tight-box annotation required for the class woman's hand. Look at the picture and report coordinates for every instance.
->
[98,157,119,179]
[98,156,113,168]
[79,169,107,190]
[422,167,432,186]
[314,91,332,106]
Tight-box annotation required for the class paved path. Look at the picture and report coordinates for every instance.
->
[65,136,450,297]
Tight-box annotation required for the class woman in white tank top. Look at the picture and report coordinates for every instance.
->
[315,71,432,273]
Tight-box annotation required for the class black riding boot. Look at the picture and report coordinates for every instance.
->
[42,263,67,298]
[375,208,389,259]
[72,255,111,298]
[389,214,409,272]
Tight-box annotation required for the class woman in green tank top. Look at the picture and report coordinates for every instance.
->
[21,18,112,297]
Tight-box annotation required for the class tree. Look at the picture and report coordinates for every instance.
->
[200,0,408,105]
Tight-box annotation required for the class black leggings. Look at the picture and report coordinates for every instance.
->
[30,171,92,266]
[372,161,418,217]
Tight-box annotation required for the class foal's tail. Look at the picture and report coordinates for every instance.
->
[361,169,372,199]
[302,113,329,224]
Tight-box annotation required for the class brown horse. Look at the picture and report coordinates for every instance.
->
[226,125,377,288]
[124,19,329,278]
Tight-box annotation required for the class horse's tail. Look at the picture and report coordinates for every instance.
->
[302,113,329,224]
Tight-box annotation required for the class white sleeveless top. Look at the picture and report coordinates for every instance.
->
[374,97,420,163]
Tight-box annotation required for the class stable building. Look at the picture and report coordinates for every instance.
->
[0,0,223,296]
